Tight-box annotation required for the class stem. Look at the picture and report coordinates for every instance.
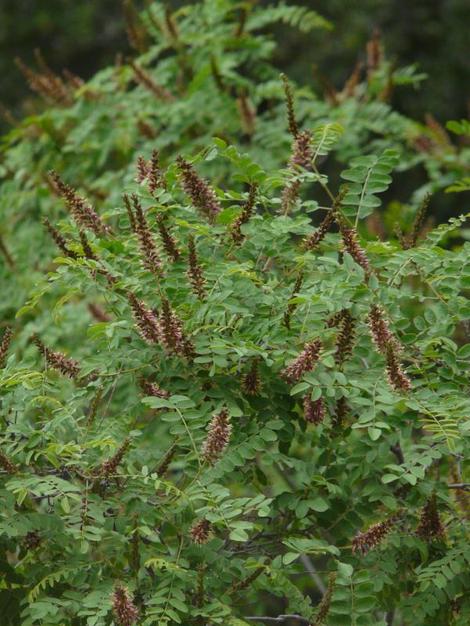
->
[0,235,15,269]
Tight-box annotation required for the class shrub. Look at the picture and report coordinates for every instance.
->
[0,2,469,625]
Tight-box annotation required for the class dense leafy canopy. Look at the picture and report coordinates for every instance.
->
[0,2,469,626]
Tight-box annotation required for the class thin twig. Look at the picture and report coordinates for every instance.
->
[244,616,310,624]
[273,463,326,595]
[300,554,326,595]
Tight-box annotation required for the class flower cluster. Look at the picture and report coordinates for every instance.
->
[33,335,81,379]
[97,438,130,478]
[340,225,371,278]
[335,310,356,366]
[303,211,336,251]
[130,60,173,102]
[404,192,431,248]
[156,446,176,478]
[190,518,212,545]
[15,56,74,106]
[177,157,221,221]
[368,305,398,351]
[157,214,180,261]
[123,193,136,231]
[281,127,315,214]
[0,327,13,368]
[43,217,78,259]
[352,517,396,555]
[368,305,411,392]
[290,130,313,170]
[333,396,349,427]
[135,149,166,194]
[281,73,298,137]
[228,566,265,594]
[128,292,161,344]
[23,531,42,551]
[187,236,206,299]
[236,92,256,135]
[416,495,446,541]
[242,359,262,395]
[158,298,195,358]
[49,170,110,237]
[283,273,303,329]
[281,178,301,215]
[303,395,325,425]
[311,573,336,626]
[0,449,17,474]
[111,585,139,626]
[231,184,258,243]
[86,387,104,427]
[385,344,412,392]
[281,339,322,383]
[88,303,111,323]
[79,231,97,261]
[304,189,346,250]
[129,194,163,275]
[140,379,170,399]
[128,293,193,357]
[201,408,232,465]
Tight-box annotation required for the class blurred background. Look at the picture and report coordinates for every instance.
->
[1,0,469,131]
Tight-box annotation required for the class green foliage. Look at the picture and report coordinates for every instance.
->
[0,1,469,625]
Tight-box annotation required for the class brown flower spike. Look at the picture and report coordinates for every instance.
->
[385,344,412,393]
[0,327,13,368]
[368,305,411,393]
[335,310,356,366]
[340,225,371,278]
[190,518,212,545]
[303,395,325,425]
[333,396,349,428]
[201,408,232,465]
[187,236,206,299]
[177,156,221,222]
[158,298,195,358]
[131,194,163,275]
[0,449,17,474]
[283,273,303,329]
[281,73,298,138]
[97,438,130,478]
[290,130,313,170]
[303,188,345,251]
[282,339,322,383]
[130,61,173,102]
[416,495,446,542]
[303,211,336,251]
[49,170,110,237]
[352,516,396,555]
[156,446,177,478]
[157,214,180,261]
[33,335,81,379]
[140,379,170,399]
[128,292,161,345]
[242,359,262,395]
[368,305,399,352]
[111,584,139,626]
[311,573,336,626]
[231,184,258,244]
[135,149,166,194]
[43,217,78,260]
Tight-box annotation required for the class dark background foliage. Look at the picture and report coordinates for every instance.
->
[1,0,469,127]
